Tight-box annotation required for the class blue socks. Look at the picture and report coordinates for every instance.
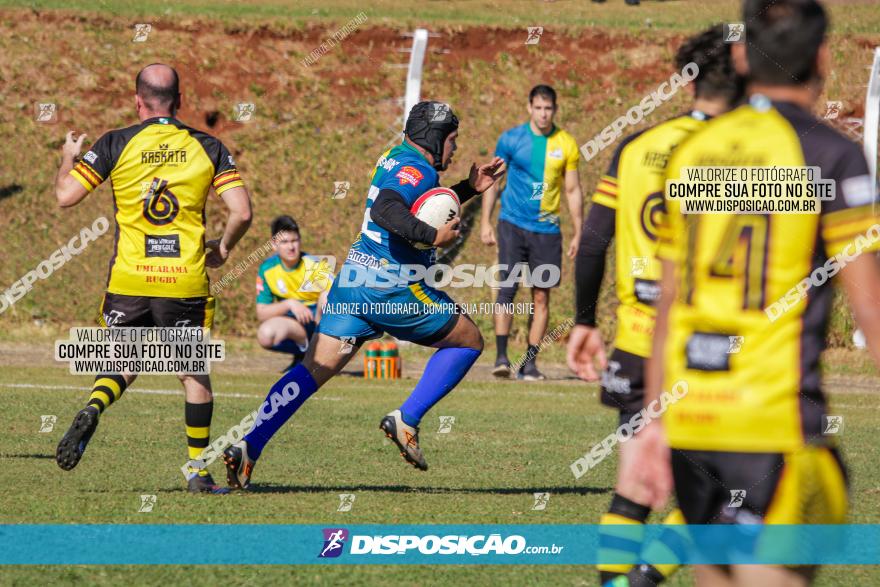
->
[243,346,479,459]
[244,364,319,460]
[400,347,481,427]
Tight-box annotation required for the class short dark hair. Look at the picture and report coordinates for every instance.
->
[135,64,180,112]
[271,215,300,237]
[529,85,557,107]
[743,0,828,85]
[676,25,743,104]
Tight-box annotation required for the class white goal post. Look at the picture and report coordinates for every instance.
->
[865,48,880,203]
[404,29,429,123]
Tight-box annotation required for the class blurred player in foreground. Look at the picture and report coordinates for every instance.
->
[481,85,582,380]
[568,25,743,586]
[641,0,880,584]
[255,215,332,371]
[53,63,253,493]
[222,101,505,488]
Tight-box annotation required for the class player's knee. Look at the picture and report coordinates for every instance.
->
[464,319,484,352]
[256,323,275,348]
[472,330,485,353]
[178,373,212,395]
[532,288,550,308]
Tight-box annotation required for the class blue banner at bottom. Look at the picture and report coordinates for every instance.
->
[0,524,878,565]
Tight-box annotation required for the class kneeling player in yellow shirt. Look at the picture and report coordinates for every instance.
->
[255,215,332,370]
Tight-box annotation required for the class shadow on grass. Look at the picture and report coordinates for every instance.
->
[2,453,54,459]
[83,483,611,496]
[239,484,611,496]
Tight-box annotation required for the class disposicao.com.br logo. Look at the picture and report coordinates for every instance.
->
[318,528,563,558]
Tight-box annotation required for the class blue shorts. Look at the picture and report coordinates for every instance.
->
[318,272,460,345]
[290,308,318,344]
[280,304,318,352]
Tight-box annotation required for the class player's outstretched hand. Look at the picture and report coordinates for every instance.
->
[635,421,673,510]
[205,239,229,268]
[433,217,461,248]
[63,131,87,160]
[468,157,506,193]
[566,324,607,381]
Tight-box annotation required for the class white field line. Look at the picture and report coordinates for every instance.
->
[0,382,341,401]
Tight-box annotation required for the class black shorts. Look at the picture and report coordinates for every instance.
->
[600,348,645,420]
[671,446,849,525]
[99,293,216,329]
[496,219,562,302]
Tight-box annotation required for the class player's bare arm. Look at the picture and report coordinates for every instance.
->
[839,254,880,368]
[564,169,583,259]
[480,182,500,246]
[55,131,90,208]
[206,185,252,268]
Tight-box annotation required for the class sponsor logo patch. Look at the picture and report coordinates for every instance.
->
[145,234,181,258]
[634,278,660,305]
[141,144,187,166]
[841,175,875,208]
[685,332,734,371]
[396,165,424,187]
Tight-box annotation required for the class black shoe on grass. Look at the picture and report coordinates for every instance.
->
[56,406,100,471]
[187,472,230,494]
[492,358,513,379]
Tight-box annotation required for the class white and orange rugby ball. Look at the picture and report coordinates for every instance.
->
[409,187,460,249]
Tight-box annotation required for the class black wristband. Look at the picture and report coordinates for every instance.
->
[449,178,479,204]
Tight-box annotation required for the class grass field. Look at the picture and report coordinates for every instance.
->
[3,348,880,584]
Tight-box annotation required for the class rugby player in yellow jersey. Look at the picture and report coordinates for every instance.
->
[640,1,880,584]
[567,26,743,586]
[255,215,332,370]
[52,64,253,494]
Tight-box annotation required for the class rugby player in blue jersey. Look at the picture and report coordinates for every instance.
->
[222,101,505,486]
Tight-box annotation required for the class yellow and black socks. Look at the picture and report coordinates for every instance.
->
[87,374,127,413]
[185,401,213,478]
[598,493,650,583]
[626,508,687,585]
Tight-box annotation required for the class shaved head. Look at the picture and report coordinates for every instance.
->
[135,63,180,114]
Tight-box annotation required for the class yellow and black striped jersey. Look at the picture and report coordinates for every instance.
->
[658,96,879,452]
[591,112,708,358]
[71,116,244,298]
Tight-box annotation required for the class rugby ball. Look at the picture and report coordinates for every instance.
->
[410,187,461,249]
